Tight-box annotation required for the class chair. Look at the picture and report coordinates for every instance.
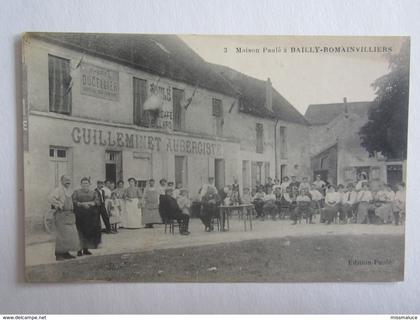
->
[164,217,181,235]
[211,215,221,231]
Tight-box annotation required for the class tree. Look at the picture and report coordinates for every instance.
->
[359,39,410,160]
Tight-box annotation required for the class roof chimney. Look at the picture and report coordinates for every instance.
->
[265,77,273,112]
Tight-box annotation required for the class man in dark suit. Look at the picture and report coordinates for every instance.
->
[159,188,190,235]
[95,180,113,234]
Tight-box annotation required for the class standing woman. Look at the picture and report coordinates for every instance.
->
[114,180,126,227]
[123,178,143,229]
[72,177,101,256]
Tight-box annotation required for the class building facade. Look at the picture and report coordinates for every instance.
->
[306,98,406,188]
[23,33,310,230]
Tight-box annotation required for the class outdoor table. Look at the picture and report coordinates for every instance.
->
[219,204,254,231]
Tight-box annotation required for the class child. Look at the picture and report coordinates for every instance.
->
[292,188,312,224]
[252,187,266,218]
[107,192,122,232]
[177,189,191,217]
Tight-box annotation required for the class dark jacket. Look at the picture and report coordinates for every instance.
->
[159,194,182,220]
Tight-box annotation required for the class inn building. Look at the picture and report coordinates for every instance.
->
[23,33,310,229]
[305,98,406,189]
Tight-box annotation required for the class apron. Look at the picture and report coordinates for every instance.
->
[54,195,80,254]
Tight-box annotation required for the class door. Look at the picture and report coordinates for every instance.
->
[49,147,70,188]
[280,164,287,182]
[175,155,188,187]
[214,159,225,191]
[105,151,122,183]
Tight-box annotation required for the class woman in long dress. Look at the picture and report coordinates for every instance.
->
[72,177,101,256]
[142,179,161,228]
[356,182,373,224]
[114,180,126,227]
[123,177,143,229]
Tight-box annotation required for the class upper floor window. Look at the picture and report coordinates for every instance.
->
[212,98,223,136]
[133,77,148,127]
[256,123,264,153]
[173,88,185,131]
[48,55,72,114]
[279,126,287,159]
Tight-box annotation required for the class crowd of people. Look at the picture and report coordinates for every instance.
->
[248,174,406,226]
[48,173,405,261]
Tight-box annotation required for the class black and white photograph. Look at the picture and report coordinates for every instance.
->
[22,33,409,282]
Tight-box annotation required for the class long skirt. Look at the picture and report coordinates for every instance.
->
[75,206,101,249]
[124,198,143,228]
[357,202,371,224]
[54,210,80,254]
[142,207,161,225]
[375,203,393,222]
[322,206,337,223]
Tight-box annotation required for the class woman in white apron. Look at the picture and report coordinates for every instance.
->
[123,178,143,229]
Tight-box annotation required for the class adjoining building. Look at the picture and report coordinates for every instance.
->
[305,98,406,188]
[23,33,310,230]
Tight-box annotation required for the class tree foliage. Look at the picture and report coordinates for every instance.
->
[359,39,410,159]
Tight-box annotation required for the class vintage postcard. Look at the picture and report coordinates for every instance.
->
[23,33,409,282]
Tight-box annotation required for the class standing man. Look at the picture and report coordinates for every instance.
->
[95,180,113,234]
[49,175,80,261]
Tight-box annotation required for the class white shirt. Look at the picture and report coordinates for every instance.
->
[355,180,368,191]
[325,192,339,206]
[395,190,406,204]
[309,189,323,201]
[342,191,358,205]
[296,195,311,202]
[376,190,395,202]
[357,190,373,202]
[102,186,112,199]
[263,193,276,201]
[280,182,290,192]
[200,183,215,199]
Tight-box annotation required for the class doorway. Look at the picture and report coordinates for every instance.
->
[105,151,122,183]
[214,159,225,191]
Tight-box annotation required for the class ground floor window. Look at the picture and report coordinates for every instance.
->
[387,164,403,187]
[49,146,71,187]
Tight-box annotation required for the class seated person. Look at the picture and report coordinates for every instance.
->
[340,183,358,223]
[159,188,190,235]
[252,187,266,218]
[356,182,374,224]
[309,183,323,219]
[292,188,313,224]
[322,185,339,224]
[200,186,221,232]
[336,184,347,223]
[177,189,191,217]
[374,183,395,224]
[393,182,405,225]
[241,187,252,204]
[280,186,294,218]
[263,187,277,220]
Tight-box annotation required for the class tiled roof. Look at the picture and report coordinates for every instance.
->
[29,32,307,124]
[211,64,309,125]
[30,32,239,98]
[304,101,373,125]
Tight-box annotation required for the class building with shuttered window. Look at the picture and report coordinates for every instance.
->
[23,33,310,229]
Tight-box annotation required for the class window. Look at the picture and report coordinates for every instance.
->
[133,77,148,127]
[256,123,264,153]
[213,98,224,136]
[49,147,70,188]
[48,55,72,114]
[173,88,185,131]
[279,126,287,159]
[320,155,329,169]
